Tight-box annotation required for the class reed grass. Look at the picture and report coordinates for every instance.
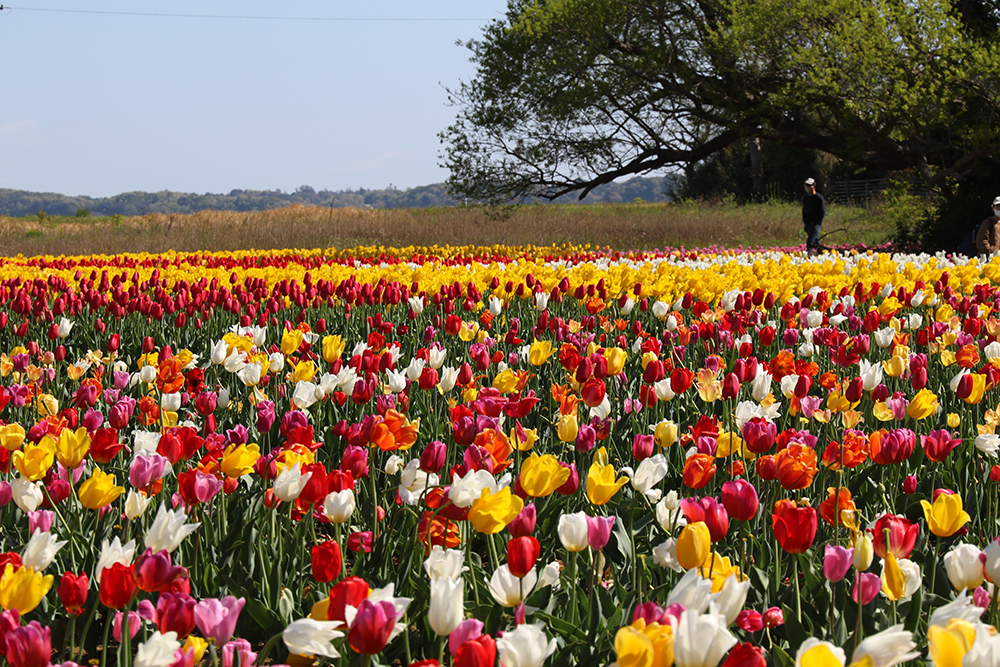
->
[0,200,891,257]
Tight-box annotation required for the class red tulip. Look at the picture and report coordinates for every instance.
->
[5,621,49,667]
[99,562,136,609]
[454,634,497,667]
[869,514,919,559]
[720,479,759,521]
[771,500,817,554]
[156,592,197,637]
[506,536,541,578]
[57,571,88,616]
[133,549,188,593]
[680,496,730,541]
[311,541,343,583]
[348,598,398,655]
[720,643,766,667]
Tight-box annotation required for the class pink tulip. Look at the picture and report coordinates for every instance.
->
[973,586,991,613]
[852,572,881,605]
[586,515,615,550]
[0,482,12,507]
[222,638,256,667]
[736,610,763,632]
[449,619,484,656]
[5,621,49,667]
[26,510,54,534]
[823,545,854,583]
[129,454,170,489]
[508,504,537,538]
[194,596,246,645]
[762,606,784,628]
[113,610,141,642]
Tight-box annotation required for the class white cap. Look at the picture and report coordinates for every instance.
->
[804,178,816,186]
[992,196,1000,207]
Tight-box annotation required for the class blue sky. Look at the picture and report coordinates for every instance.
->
[0,1,509,197]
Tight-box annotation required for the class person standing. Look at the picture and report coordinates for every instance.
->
[974,196,1000,256]
[802,178,826,255]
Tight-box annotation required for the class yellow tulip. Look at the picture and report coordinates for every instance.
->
[0,564,53,614]
[12,440,55,482]
[604,347,627,375]
[961,374,987,405]
[872,402,895,422]
[292,360,317,383]
[715,433,755,460]
[947,412,961,428]
[458,322,479,342]
[614,624,654,667]
[586,448,629,505]
[280,328,304,355]
[798,642,848,667]
[557,413,579,443]
[221,443,262,478]
[921,493,971,537]
[183,636,209,663]
[468,487,523,534]
[36,394,58,418]
[322,335,345,363]
[654,420,677,448]
[881,552,906,601]
[77,468,125,510]
[510,427,538,452]
[0,424,25,452]
[493,369,519,393]
[640,351,657,370]
[882,355,907,378]
[528,340,554,366]
[676,522,712,570]
[927,618,976,667]
[905,388,938,420]
[519,453,571,497]
[55,427,91,469]
[614,619,674,667]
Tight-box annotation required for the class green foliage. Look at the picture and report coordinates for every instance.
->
[876,181,939,250]
[442,0,1000,216]
[0,177,672,218]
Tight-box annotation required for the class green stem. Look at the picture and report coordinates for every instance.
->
[99,610,113,667]
[793,554,802,625]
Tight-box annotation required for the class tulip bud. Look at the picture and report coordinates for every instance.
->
[676,522,711,570]
[508,504,536,538]
[902,475,917,495]
[420,440,447,474]
[853,533,874,571]
[506,536,540,578]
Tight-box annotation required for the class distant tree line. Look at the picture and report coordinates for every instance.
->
[0,176,672,218]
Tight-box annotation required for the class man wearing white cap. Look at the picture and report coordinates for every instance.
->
[802,177,825,255]
[975,196,1000,255]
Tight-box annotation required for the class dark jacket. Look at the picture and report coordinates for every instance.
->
[976,216,1000,254]
[802,193,825,225]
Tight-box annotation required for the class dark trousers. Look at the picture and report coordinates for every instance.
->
[804,222,822,250]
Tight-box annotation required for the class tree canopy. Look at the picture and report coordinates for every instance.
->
[441,0,1000,204]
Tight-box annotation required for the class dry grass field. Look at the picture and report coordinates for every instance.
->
[0,200,891,257]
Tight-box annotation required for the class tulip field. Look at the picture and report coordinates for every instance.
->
[0,243,999,666]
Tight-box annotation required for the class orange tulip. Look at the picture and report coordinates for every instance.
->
[956,344,981,369]
[474,428,513,473]
[371,410,421,451]
[818,487,856,527]
[682,453,716,490]
[774,443,818,490]
[821,430,868,470]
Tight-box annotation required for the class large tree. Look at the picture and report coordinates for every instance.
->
[441,0,1000,204]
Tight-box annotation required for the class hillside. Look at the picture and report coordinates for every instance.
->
[0,176,673,217]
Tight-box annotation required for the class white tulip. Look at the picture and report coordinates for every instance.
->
[852,624,919,667]
[944,543,985,591]
[385,369,407,394]
[273,463,313,503]
[405,357,426,382]
[124,490,151,520]
[282,618,343,659]
[631,454,668,496]
[652,538,683,572]
[557,512,589,552]
[438,367,459,393]
[489,296,503,316]
[135,631,182,667]
[57,316,74,339]
[322,489,356,524]
[95,537,137,580]
[160,393,181,413]
[534,292,549,311]
[495,623,557,667]
[975,434,1000,458]
[424,546,466,581]
[487,564,537,607]
[145,504,200,554]
[672,608,737,667]
[666,569,716,614]
[21,530,67,571]
[408,296,425,315]
[11,478,43,513]
[428,576,464,636]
